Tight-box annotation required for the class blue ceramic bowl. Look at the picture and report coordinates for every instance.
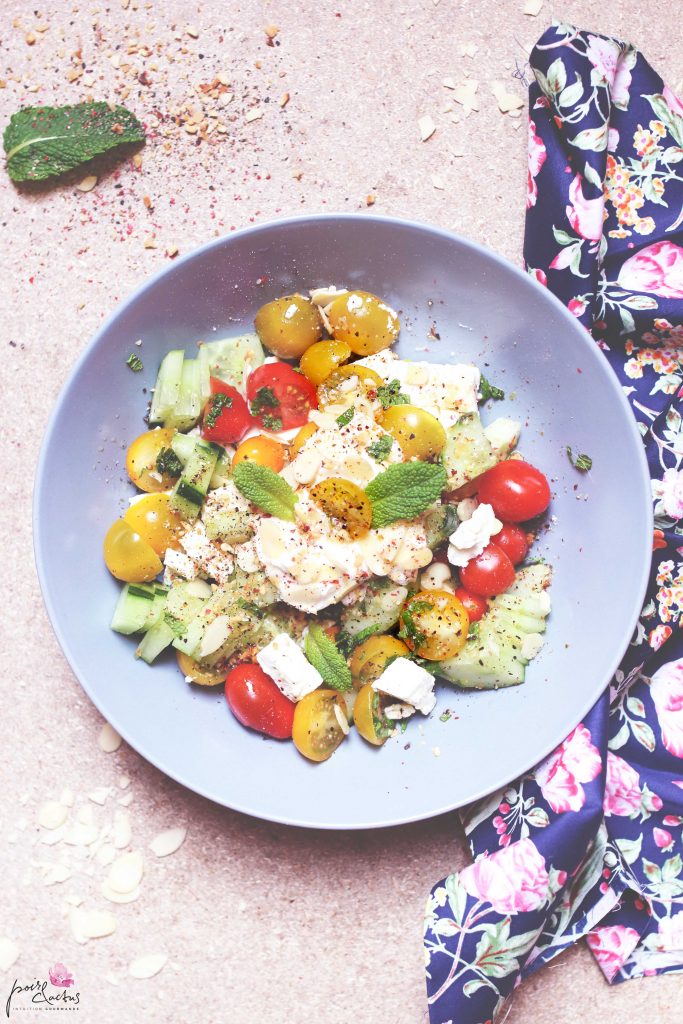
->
[34,215,651,829]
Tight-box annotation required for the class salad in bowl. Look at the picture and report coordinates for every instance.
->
[104,287,552,763]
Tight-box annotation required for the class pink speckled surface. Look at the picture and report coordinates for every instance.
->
[1,1,682,1020]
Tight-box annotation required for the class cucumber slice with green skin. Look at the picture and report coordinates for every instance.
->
[111,583,155,634]
[484,417,521,460]
[202,482,254,544]
[172,570,277,661]
[135,619,176,663]
[170,433,231,490]
[165,358,202,431]
[163,580,209,639]
[340,580,408,637]
[442,412,498,492]
[149,350,184,425]
[199,333,265,389]
[169,440,221,519]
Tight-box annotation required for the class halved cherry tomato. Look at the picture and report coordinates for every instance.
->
[453,586,488,623]
[292,689,348,762]
[103,520,163,583]
[495,524,529,565]
[290,421,318,456]
[232,434,286,472]
[299,339,351,385]
[310,477,372,540]
[477,461,551,523]
[399,589,469,660]
[123,493,185,557]
[201,377,252,444]
[225,663,295,739]
[177,651,226,687]
[126,428,178,493]
[246,362,318,430]
[353,682,394,746]
[460,543,515,597]
[317,364,384,407]
[350,635,410,690]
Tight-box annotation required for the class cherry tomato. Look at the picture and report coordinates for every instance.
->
[292,689,348,762]
[399,589,469,660]
[103,520,163,583]
[177,651,226,687]
[453,587,488,623]
[477,461,551,523]
[201,377,252,444]
[255,295,323,359]
[310,477,372,540]
[126,428,178,493]
[350,636,410,690]
[460,543,515,597]
[353,682,394,746]
[381,405,446,460]
[290,421,318,456]
[299,339,351,385]
[232,434,286,472]
[247,362,318,431]
[225,663,295,739]
[495,524,529,565]
[326,291,400,356]
[317,364,384,407]
[123,493,185,557]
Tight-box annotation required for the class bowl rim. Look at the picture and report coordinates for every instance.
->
[33,212,653,829]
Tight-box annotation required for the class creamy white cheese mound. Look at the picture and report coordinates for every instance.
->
[255,633,323,702]
[372,657,436,715]
[447,502,502,568]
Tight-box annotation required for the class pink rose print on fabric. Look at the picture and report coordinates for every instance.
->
[653,827,674,850]
[660,468,683,519]
[49,964,75,988]
[656,911,683,951]
[535,723,602,813]
[617,241,683,300]
[566,174,605,241]
[586,925,640,981]
[460,838,551,915]
[650,659,683,758]
[663,83,683,117]
[527,119,547,209]
[603,752,642,816]
[568,297,588,317]
[585,35,632,108]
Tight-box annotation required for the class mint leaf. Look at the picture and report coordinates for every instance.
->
[367,434,393,461]
[232,462,298,521]
[126,353,143,372]
[336,624,380,657]
[566,446,592,471]
[398,597,433,649]
[479,376,505,401]
[304,624,353,692]
[364,461,447,527]
[336,406,355,427]
[377,379,410,409]
[4,102,145,182]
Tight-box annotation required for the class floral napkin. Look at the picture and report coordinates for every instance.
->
[425,23,683,1023]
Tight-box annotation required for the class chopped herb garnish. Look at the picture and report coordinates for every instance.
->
[377,378,410,409]
[468,621,480,639]
[237,598,265,619]
[479,375,505,402]
[566,446,593,471]
[336,406,355,427]
[372,691,395,740]
[367,434,393,461]
[439,710,452,723]
[262,413,283,431]
[398,598,433,650]
[250,385,279,415]
[337,624,380,658]
[155,446,183,478]
[126,353,144,372]
[204,392,233,429]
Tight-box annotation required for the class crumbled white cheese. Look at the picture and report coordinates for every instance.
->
[420,561,454,592]
[179,522,234,584]
[447,502,502,568]
[357,352,480,429]
[256,633,323,701]
[163,549,199,582]
[234,538,261,574]
[384,702,416,721]
[372,657,436,715]
[309,284,348,306]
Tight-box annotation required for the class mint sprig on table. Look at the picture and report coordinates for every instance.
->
[304,624,353,692]
[232,462,298,521]
[364,461,447,528]
[3,102,145,182]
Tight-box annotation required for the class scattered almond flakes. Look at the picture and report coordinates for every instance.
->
[166,245,179,259]
[38,801,68,830]
[186,26,199,39]
[43,864,71,887]
[279,92,290,108]
[64,822,99,847]
[431,175,445,190]
[129,953,167,980]
[25,32,36,45]
[88,788,109,806]
[144,236,157,249]
[0,937,19,972]
[118,775,131,790]
[441,77,457,90]
[149,827,187,858]
[418,115,436,141]
[264,24,279,39]
[460,42,478,58]
[451,80,479,112]
[523,0,544,15]
[117,791,134,807]
[70,907,117,943]
[98,722,122,753]
[245,107,263,123]
[113,809,132,849]
[101,881,141,904]
[366,194,376,206]
[491,82,525,114]
[107,851,144,895]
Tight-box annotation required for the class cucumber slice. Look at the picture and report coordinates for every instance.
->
[442,412,497,492]
[422,503,459,548]
[170,433,231,490]
[163,580,209,640]
[169,440,221,519]
[202,482,255,543]
[135,619,175,664]
[165,358,202,432]
[199,333,265,389]
[340,580,408,637]
[484,417,521,460]
[111,583,156,635]
[149,350,184,425]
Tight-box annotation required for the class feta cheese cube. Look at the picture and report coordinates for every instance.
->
[256,633,323,702]
[163,549,198,581]
[372,657,436,715]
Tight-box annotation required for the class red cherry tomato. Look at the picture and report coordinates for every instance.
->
[246,362,318,430]
[225,663,295,740]
[453,586,488,623]
[201,377,252,444]
[495,524,529,565]
[477,461,551,523]
[460,543,516,598]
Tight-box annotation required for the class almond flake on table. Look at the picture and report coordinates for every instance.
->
[70,907,117,944]
[128,953,167,980]
[245,107,263,123]
[149,827,187,858]
[76,174,97,192]
[95,843,116,867]
[451,81,479,112]
[37,800,68,830]
[491,82,525,113]
[107,851,144,894]
[117,775,131,789]
[523,0,544,15]
[88,787,110,806]
[64,822,99,847]
[43,864,71,886]
[101,881,141,904]
[98,722,122,753]
[0,937,19,972]
[460,42,478,58]
[113,810,132,849]
[418,115,436,141]
[39,828,65,846]
[186,25,199,38]
[117,792,134,807]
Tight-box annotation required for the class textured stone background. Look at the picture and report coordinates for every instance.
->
[1,1,681,1021]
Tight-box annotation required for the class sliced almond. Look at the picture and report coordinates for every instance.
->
[101,881,141,904]
[38,801,68,830]
[88,787,110,806]
[113,810,132,849]
[128,953,167,979]
[107,850,144,894]
[71,908,117,942]
[186,26,199,38]
[523,0,544,15]
[333,703,349,735]
[149,827,187,858]
[95,843,117,867]
[76,174,97,192]
[0,937,19,972]
[418,115,435,141]
[199,615,230,658]
[98,722,122,753]
[64,823,99,847]
[431,175,445,190]
[43,864,71,886]
[245,107,263,123]
[491,82,525,114]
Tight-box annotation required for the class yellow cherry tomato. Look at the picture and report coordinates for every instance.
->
[290,421,318,456]
[103,519,163,583]
[292,689,348,762]
[123,493,185,557]
[254,294,323,359]
[317,364,384,407]
[310,477,372,541]
[399,589,469,661]
[176,651,226,687]
[381,405,447,461]
[125,428,178,493]
[326,291,400,356]
[350,635,410,690]
[353,682,394,746]
[299,339,352,385]
[232,434,286,472]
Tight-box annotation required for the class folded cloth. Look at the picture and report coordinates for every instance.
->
[425,23,683,1023]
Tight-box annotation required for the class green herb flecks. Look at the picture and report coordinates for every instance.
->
[251,385,278,414]
[372,691,395,740]
[4,102,145,182]
[566,446,593,472]
[468,621,480,639]
[304,624,353,692]
[237,598,266,619]
[232,462,298,521]
[377,378,410,409]
[336,624,380,658]
[155,446,183,478]
[398,597,433,651]
[439,710,452,723]
[126,352,143,373]
[204,392,233,430]
[479,376,505,402]
[364,461,447,528]
[262,414,283,431]
[336,406,355,428]
[367,434,393,462]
